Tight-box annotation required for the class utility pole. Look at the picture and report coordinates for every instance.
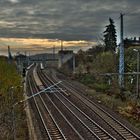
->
[73,53,75,73]
[61,40,63,51]
[28,52,30,66]
[53,46,55,60]
[60,40,63,67]
[8,46,13,63]
[119,13,125,88]
[137,51,140,98]
[133,49,140,98]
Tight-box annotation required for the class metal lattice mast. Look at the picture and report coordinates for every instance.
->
[8,46,12,59]
[119,13,124,88]
[60,40,63,66]
[53,46,55,60]
[61,40,63,51]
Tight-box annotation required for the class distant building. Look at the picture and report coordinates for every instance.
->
[15,54,27,66]
[58,50,74,69]
[58,50,73,55]
[15,54,27,73]
[124,37,140,48]
[15,54,27,61]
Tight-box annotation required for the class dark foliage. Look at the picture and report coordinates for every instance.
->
[103,18,117,52]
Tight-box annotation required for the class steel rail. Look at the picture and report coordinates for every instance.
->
[31,75,67,140]
[50,70,140,140]
[42,69,140,140]
[39,69,116,140]
[62,79,140,140]
[36,68,85,140]
[27,76,51,139]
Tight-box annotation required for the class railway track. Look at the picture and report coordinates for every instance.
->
[40,68,140,140]
[27,75,50,139]
[58,79,140,140]
[62,81,140,140]
[28,65,83,140]
[37,66,116,140]
[27,71,67,140]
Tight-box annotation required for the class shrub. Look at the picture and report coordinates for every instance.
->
[0,58,28,139]
[93,83,110,92]
[80,74,95,85]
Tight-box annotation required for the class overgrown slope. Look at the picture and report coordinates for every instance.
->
[0,57,28,140]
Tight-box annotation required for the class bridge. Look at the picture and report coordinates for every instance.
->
[16,51,75,69]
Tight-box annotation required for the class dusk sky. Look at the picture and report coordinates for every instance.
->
[0,0,139,54]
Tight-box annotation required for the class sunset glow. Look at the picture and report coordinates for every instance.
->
[0,38,96,50]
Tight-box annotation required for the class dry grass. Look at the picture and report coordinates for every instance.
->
[0,58,28,139]
[87,89,140,129]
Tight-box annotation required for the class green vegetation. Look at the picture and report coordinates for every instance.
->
[93,83,110,92]
[58,18,140,129]
[79,74,95,85]
[0,56,28,140]
[73,46,140,129]
[86,90,140,129]
[103,18,117,52]
[75,46,139,94]
[104,18,117,52]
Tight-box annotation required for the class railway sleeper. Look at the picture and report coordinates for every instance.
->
[52,136,63,139]
[94,130,103,133]
[49,129,59,132]
[95,132,106,136]
[121,131,131,134]
[101,136,112,139]
[50,132,59,135]
[118,128,128,131]
[125,135,137,139]
[98,133,109,137]
[127,138,137,140]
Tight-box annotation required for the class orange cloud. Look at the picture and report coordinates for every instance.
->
[0,38,96,50]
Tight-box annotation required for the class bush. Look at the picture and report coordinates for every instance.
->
[80,74,95,85]
[0,58,28,139]
[93,83,110,92]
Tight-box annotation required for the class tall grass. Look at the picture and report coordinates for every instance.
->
[0,58,28,140]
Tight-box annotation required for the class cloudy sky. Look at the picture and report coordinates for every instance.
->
[0,0,139,54]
